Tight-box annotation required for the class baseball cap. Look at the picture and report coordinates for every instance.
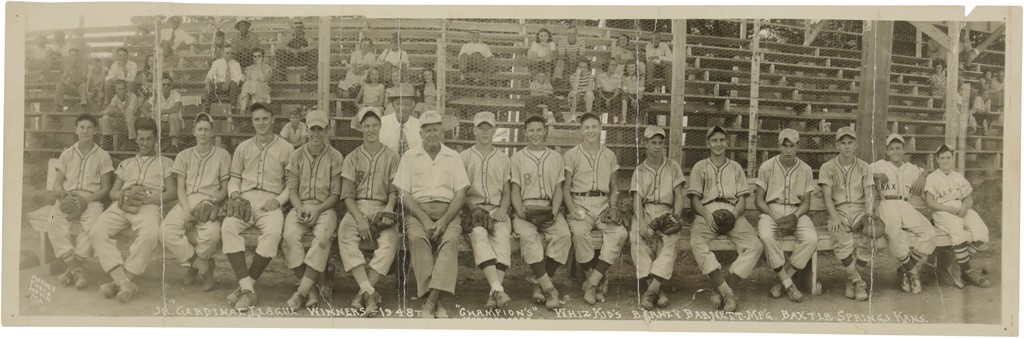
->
[706,125,727,139]
[644,126,666,139]
[350,106,382,130]
[835,126,856,140]
[234,20,251,30]
[473,111,496,127]
[387,84,417,98]
[886,133,905,145]
[523,114,547,126]
[305,110,329,129]
[935,144,954,155]
[779,128,800,145]
[420,110,443,126]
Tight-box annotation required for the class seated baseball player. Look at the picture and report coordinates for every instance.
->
[629,126,685,310]
[393,110,471,318]
[461,111,514,310]
[510,114,571,310]
[754,128,818,303]
[222,103,294,311]
[688,125,763,313]
[48,114,114,290]
[563,113,628,305]
[925,144,990,288]
[871,133,936,295]
[338,107,401,317]
[818,127,875,301]
[161,113,231,292]
[90,117,176,303]
[282,110,344,311]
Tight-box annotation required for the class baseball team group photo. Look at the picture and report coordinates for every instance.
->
[12,10,1010,325]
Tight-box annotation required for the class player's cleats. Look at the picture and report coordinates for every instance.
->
[908,271,923,294]
[769,281,784,299]
[722,293,738,312]
[853,280,869,301]
[351,291,366,309]
[709,290,723,309]
[898,268,911,293]
[305,289,321,308]
[57,269,75,286]
[99,282,119,299]
[947,262,965,289]
[420,301,435,318]
[640,289,657,310]
[531,285,545,304]
[844,280,856,299]
[656,291,669,308]
[485,291,497,310]
[493,290,511,309]
[785,285,804,303]
[582,279,598,305]
[115,280,138,303]
[183,266,199,286]
[963,269,991,288]
[596,276,608,303]
[286,291,308,311]
[543,288,561,310]
[364,291,381,317]
[234,290,257,312]
[226,287,241,303]
[72,268,88,289]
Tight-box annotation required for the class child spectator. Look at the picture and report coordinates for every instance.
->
[621,62,645,123]
[281,109,308,147]
[524,71,560,115]
[355,67,386,112]
[527,28,557,75]
[596,59,622,119]
[568,59,595,114]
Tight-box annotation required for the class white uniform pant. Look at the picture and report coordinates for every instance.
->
[568,196,628,265]
[90,203,162,276]
[829,203,872,263]
[220,190,284,258]
[467,204,512,267]
[338,200,400,275]
[932,209,989,246]
[161,193,222,265]
[757,203,818,270]
[877,199,936,260]
[689,202,763,278]
[46,196,103,260]
[282,200,338,271]
[630,203,680,280]
[512,202,572,265]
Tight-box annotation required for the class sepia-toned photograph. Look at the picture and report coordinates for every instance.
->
[3,2,1019,335]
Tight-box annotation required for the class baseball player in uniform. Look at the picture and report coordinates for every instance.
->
[818,127,875,301]
[510,114,571,310]
[871,133,935,294]
[629,127,685,310]
[339,107,401,317]
[688,125,763,312]
[563,113,628,305]
[161,113,231,292]
[283,110,344,311]
[48,114,114,290]
[90,117,176,303]
[222,103,294,311]
[925,144,990,288]
[393,110,470,318]
[754,128,818,303]
[461,111,514,310]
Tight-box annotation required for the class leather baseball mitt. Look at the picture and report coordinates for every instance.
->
[59,192,87,221]
[191,200,222,224]
[470,207,493,232]
[650,212,684,235]
[776,214,798,236]
[598,198,634,228]
[860,215,886,239]
[225,196,252,222]
[119,185,149,214]
[711,209,736,235]
[523,205,555,227]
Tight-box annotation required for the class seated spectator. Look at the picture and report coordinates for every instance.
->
[568,59,595,115]
[281,109,308,147]
[621,62,645,122]
[28,36,49,74]
[103,48,138,106]
[159,16,196,61]
[990,70,1004,112]
[231,20,260,69]
[595,59,622,119]
[205,45,243,109]
[134,54,155,102]
[930,62,947,107]
[211,30,227,63]
[458,29,495,84]
[276,20,317,79]
[610,34,639,76]
[240,48,273,111]
[644,33,673,86]
[82,58,108,113]
[149,73,184,151]
[55,48,86,111]
[524,71,560,115]
[416,68,439,113]
[377,32,410,80]
[386,68,403,93]
[527,28,557,75]
[338,37,377,97]
[972,86,992,114]
[555,25,586,82]
[355,67,386,112]
[100,79,140,150]
[45,31,69,76]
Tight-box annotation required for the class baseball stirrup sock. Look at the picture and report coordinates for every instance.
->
[293,265,306,280]
[529,262,547,278]
[478,259,496,269]
[249,255,273,280]
[708,269,726,288]
[840,255,855,268]
[594,260,611,275]
[496,263,508,272]
[226,252,250,279]
[544,257,560,277]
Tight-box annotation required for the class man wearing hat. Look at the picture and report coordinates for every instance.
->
[509,114,570,310]
[871,133,935,295]
[378,84,422,155]
[159,16,195,60]
[460,111,513,310]
[818,126,875,301]
[394,110,470,318]
[687,125,762,313]
[276,20,316,79]
[232,19,260,69]
[754,128,818,303]
[282,110,344,311]
[563,113,627,305]
[338,107,401,317]
[925,144,990,288]
[629,126,686,310]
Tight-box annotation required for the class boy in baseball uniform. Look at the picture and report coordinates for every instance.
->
[510,114,571,310]
[754,128,818,303]
[222,103,294,311]
[49,114,114,290]
[629,126,685,310]
[339,107,401,317]
[162,113,231,292]
[688,125,763,313]
[563,113,628,305]
[925,144,990,288]
[393,110,470,318]
[461,111,514,310]
[283,110,344,311]
[90,117,176,303]
[871,133,935,294]
[818,127,875,301]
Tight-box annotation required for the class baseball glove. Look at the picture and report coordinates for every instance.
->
[467,207,493,233]
[191,200,222,224]
[598,198,634,228]
[860,215,886,239]
[776,214,798,236]
[119,185,149,214]
[523,205,555,227]
[649,212,684,235]
[59,192,88,221]
[711,209,736,235]
[224,196,253,222]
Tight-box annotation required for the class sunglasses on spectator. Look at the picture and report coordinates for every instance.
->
[253,54,263,58]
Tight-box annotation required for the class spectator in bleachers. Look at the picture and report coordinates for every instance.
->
[930,62,947,107]
[355,68,386,112]
[385,68,403,95]
[281,109,308,147]
[458,29,496,84]
[134,55,155,103]
[972,84,992,114]
[377,32,410,80]
[338,37,377,98]
[150,73,184,151]
[205,45,244,109]
[276,20,317,80]
[555,25,586,83]
[103,48,138,107]
[379,84,421,155]
[232,20,260,69]
[416,68,438,113]
[610,34,640,77]
[621,62,645,122]
[45,31,69,74]
[568,59,595,115]
[240,48,273,112]
[159,16,196,60]
[527,28,557,75]
[524,71,560,116]
[82,58,108,113]
[595,59,622,121]
[28,35,50,74]
[990,70,1004,112]
[211,30,227,62]
[55,48,86,111]
[644,33,673,87]
[100,79,140,150]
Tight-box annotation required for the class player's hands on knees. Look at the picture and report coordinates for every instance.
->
[491,208,509,222]
[183,208,196,231]
[826,214,846,233]
[704,215,716,230]
[356,218,373,241]
[515,209,527,221]
[260,199,281,212]
[300,205,320,225]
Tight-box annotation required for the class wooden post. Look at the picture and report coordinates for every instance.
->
[747,19,762,178]
[944,21,961,165]
[856,21,894,160]
[916,28,923,58]
[317,16,331,113]
[739,19,747,39]
[437,20,448,117]
[669,20,687,167]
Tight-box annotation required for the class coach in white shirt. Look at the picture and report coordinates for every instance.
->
[377,84,422,155]
[205,45,244,108]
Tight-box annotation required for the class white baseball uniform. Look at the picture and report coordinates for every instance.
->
[871,160,936,261]
[925,170,988,246]
[818,156,874,264]
[755,155,819,270]
[510,147,571,265]
[162,146,232,265]
[461,146,512,268]
[563,145,628,265]
[47,144,114,262]
[338,144,401,274]
[687,157,763,278]
[282,143,344,271]
[630,158,685,280]
[222,135,293,258]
